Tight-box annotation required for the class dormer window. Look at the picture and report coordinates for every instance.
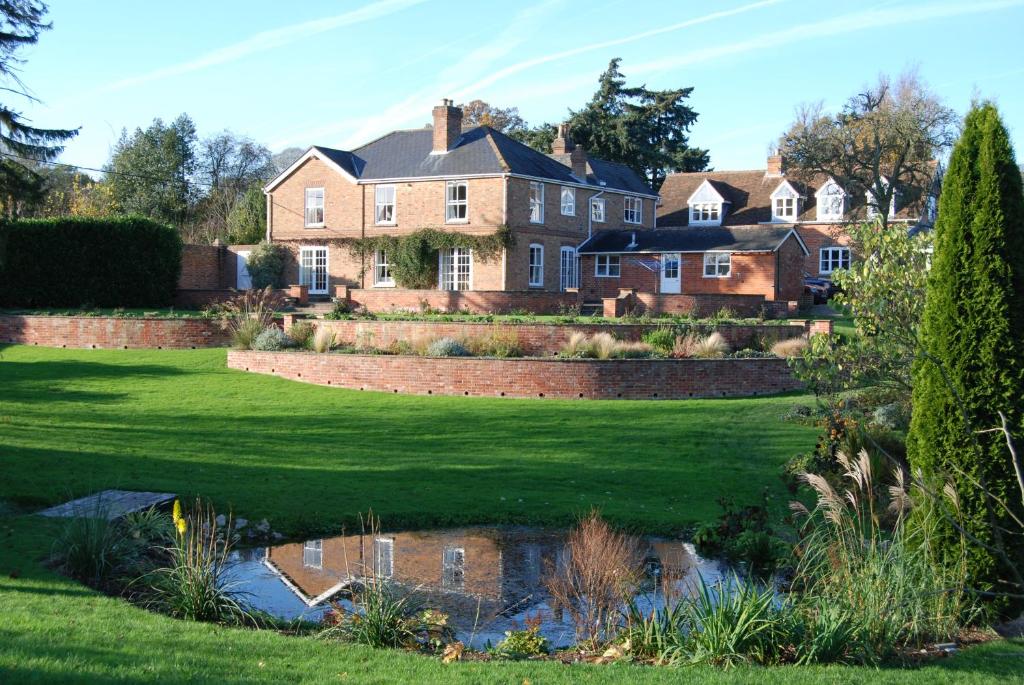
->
[686,179,727,227]
[815,178,847,222]
[770,180,801,222]
[866,178,896,219]
[690,203,720,224]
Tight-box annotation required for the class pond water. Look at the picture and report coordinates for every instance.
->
[226,526,727,649]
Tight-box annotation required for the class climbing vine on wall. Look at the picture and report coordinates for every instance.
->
[340,226,514,289]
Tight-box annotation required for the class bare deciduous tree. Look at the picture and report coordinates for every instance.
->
[779,70,958,227]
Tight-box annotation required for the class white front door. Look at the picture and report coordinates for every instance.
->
[236,250,252,290]
[299,246,329,294]
[660,253,681,294]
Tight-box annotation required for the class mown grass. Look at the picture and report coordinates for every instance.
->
[1,345,1020,682]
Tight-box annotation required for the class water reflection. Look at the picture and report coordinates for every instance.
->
[228,526,725,648]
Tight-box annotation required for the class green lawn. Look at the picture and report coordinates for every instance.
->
[1,345,1020,683]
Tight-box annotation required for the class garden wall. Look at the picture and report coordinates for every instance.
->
[634,293,798,318]
[293,317,832,357]
[0,315,230,349]
[341,288,577,315]
[227,350,803,400]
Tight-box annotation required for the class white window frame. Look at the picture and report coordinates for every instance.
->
[373,249,394,287]
[815,180,846,222]
[529,181,545,224]
[559,246,579,290]
[595,254,620,278]
[703,252,731,278]
[303,539,323,569]
[304,187,324,227]
[624,196,643,224]
[374,537,394,578]
[590,197,606,223]
[442,546,465,589]
[528,243,544,287]
[560,186,575,216]
[773,197,796,221]
[445,180,468,223]
[439,247,472,291]
[689,202,720,225]
[299,246,329,294]
[374,184,396,225]
[819,247,851,275]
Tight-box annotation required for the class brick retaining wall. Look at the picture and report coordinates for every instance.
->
[344,288,578,315]
[227,350,803,400]
[0,315,229,349]
[295,317,824,357]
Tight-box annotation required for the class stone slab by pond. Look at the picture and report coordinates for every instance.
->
[37,490,176,520]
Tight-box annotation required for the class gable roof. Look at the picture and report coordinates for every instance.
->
[577,226,808,255]
[265,125,656,197]
[657,168,930,227]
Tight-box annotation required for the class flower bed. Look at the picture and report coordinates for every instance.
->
[227,349,803,400]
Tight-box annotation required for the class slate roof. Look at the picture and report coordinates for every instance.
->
[576,227,808,255]
[300,126,655,196]
[657,168,931,227]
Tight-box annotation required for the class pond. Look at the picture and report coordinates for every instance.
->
[226,526,728,649]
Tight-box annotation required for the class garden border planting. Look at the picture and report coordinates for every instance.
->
[227,349,803,399]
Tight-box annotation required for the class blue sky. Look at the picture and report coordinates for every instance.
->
[17,0,1024,173]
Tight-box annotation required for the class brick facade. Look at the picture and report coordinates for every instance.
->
[0,315,230,348]
[228,350,803,400]
[794,223,854,276]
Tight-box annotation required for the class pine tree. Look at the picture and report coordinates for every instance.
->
[0,1,78,219]
[908,103,1024,610]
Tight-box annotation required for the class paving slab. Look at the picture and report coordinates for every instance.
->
[37,490,176,520]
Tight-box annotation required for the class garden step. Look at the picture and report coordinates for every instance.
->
[37,490,176,520]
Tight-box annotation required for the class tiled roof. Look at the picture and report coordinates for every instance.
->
[657,168,929,227]
[305,126,655,196]
[577,227,808,255]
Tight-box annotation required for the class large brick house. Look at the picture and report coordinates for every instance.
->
[656,154,937,278]
[262,100,657,301]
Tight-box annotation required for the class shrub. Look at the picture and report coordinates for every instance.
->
[613,341,655,359]
[252,326,293,351]
[465,328,522,357]
[323,298,352,320]
[590,332,618,360]
[287,321,316,349]
[672,332,701,358]
[426,337,469,357]
[52,511,135,587]
[140,499,255,625]
[321,580,421,649]
[311,326,335,353]
[771,337,809,358]
[0,216,181,308]
[691,332,729,358]
[493,625,549,659]
[678,575,784,666]
[642,327,676,353]
[545,511,643,644]
[213,287,285,349]
[561,331,593,358]
[245,241,288,289]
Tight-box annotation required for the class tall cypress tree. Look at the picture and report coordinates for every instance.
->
[908,103,1024,609]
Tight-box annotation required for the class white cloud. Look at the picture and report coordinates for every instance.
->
[630,0,1024,76]
[96,0,428,94]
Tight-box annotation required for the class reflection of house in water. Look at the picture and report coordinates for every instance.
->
[263,527,698,627]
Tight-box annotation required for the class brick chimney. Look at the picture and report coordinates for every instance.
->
[570,145,588,181]
[431,98,463,154]
[552,123,573,154]
[767,152,786,176]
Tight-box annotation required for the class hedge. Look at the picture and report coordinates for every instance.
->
[0,216,182,308]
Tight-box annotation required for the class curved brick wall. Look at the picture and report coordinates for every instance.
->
[297,317,830,357]
[0,315,229,349]
[228,350,803,400]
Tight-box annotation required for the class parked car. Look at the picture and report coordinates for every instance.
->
[803,275,840,304]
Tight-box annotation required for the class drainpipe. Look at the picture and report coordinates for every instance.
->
[264,191,272,243]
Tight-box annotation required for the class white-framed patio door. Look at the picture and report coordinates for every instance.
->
[560,246,579,291]
[660,253,681,293]
[299,246,329,295]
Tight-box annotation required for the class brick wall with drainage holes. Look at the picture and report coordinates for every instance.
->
[288,316,832,357]
[0,315,231,349]
[227,350,803,400]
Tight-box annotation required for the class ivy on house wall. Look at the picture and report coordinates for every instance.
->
[340,226,514,289]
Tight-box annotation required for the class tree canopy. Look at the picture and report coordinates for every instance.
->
[779,70,957,227]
